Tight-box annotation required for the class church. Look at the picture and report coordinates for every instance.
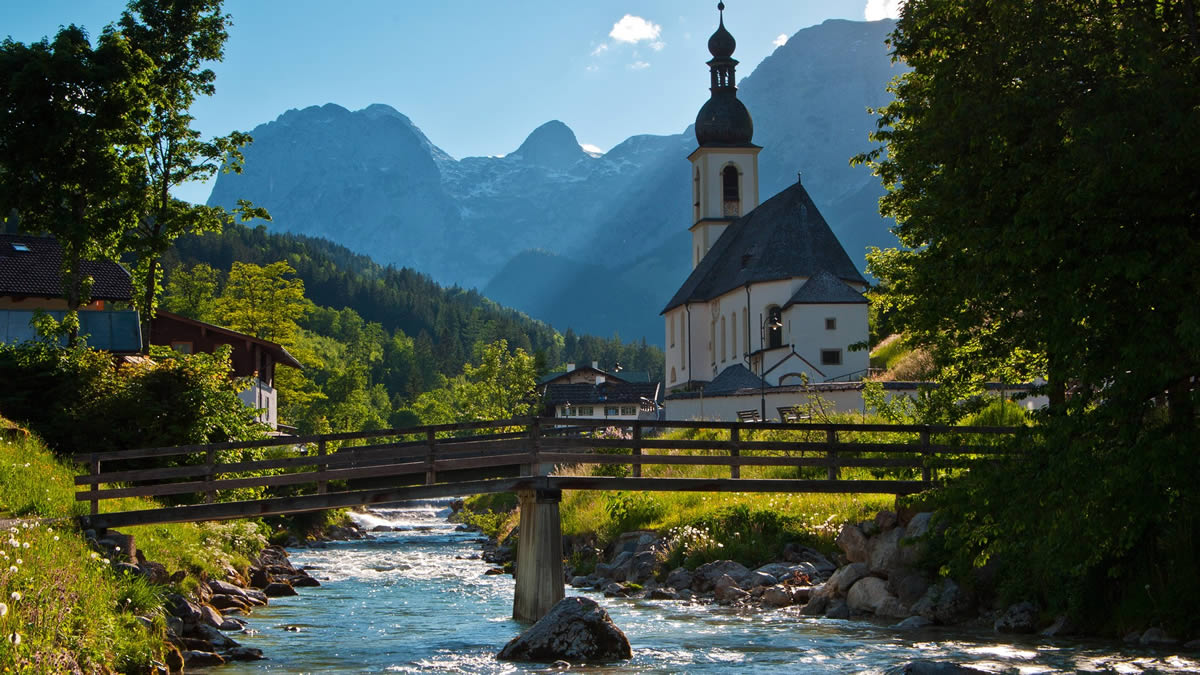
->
[662,4,870,421]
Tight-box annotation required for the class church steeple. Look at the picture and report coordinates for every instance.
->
[695,2,754,147]
[688,2,761,269]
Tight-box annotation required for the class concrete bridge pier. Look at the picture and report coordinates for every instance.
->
[512,487,564,622]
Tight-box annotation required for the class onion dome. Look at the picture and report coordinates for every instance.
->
[708,3,736,58]
[695,95,754,145]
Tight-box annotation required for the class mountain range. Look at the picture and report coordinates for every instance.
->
[207,18,904,345]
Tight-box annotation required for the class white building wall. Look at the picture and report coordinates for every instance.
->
[784,303,869,382]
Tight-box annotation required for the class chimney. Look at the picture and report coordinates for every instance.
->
[566,363,575,372]
[592,361,599,370]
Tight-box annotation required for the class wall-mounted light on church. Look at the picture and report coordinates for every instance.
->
[760,313,783,420]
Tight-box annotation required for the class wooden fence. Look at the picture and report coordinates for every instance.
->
[74,417,1023,530]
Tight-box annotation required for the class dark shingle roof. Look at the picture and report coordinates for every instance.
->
[784,268,867,307]
[704,363,765,394]
[662,181,866,313]
[0,235,132,301]
[544,381,662,406]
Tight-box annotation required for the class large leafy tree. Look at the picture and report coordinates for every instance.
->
[0,26,149,340]
[862,0,1200,632]
[117,0,267,346]
[217,260,310,345]
[862,0,1199,418]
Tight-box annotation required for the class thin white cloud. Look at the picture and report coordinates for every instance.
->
[650,40,665,51]
[610,15,662,45]
[591,43,608,56]
[773,34,788,47]
[580,143,604,155]
[585,64,599,72]
[864,0,905,20]
[629,60,651,70]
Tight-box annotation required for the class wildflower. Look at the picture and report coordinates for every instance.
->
[90,552,99,560]
[0,602,6,616]
[10,591,20,601]
[102,558,110,564]
[7,566,16,574]
[21,542,28,549]
[14,559,20,565]
[7,539,17,548]
[7,632,19,645]
[53,536,59,542]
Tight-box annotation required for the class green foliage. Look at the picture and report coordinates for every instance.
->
[859,0,1200,634]
[0,23,150,329]
[167,222,665,384]
[0,340,265,457]
[406,339,537,425]
[218,260,310,345]
[163,261,219,320]
[601,492,665,539]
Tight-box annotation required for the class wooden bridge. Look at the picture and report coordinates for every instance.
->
[74,417,1020,621]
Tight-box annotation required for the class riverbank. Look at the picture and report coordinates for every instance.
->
[216,502,1200,673]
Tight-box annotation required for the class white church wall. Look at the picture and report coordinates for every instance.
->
[785,303,869,381]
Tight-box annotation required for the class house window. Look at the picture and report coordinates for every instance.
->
[723,165,740,216]
[577,406,594,416]
[825,317,837,330]
[821,349,842,366]
[620,405,637,416]
[766,306,783,349]
[170,341,193,354]
[605,406,620,416]
[11,243,30,252]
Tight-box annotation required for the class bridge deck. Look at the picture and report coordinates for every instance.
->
[73,417,1023,530]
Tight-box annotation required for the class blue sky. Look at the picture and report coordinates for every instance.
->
[2,1,903,203]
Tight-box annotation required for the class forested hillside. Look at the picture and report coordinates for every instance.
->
[166,223,664,385]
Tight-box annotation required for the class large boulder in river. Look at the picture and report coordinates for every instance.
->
[691,560,750,591]
[497,596,631,663]
[884,661,992,675]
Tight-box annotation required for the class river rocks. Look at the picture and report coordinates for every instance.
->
[263,581,299,597]
[693,560,751,591]
[836,523,869,563]
[181,650,225,668]
[1138,627,1179,646]
[199,604,226,629]
[994,601,1038,633]
[782,544,837,576]
[894,616,933,630]
[868,527,904,576]
[883,661,992,674]
[762,586,793,608]
[714,575,750,605]
[665,567,693,591]
[847,577,898,615]
[911,579,973,625]
[497,596,632,662]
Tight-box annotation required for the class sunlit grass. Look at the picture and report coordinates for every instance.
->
[0,426,272,667]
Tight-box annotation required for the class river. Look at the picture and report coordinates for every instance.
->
[220,501,1198,674]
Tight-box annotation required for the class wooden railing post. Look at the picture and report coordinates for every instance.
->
[89,454,100,516]
[729,426,740,479]
[528,417,543,476]
[204,448,216,504]
[425,429,437,485]
[631,422,642,478]
[920,427,932,482]
[317,439,328,494]
[826,429,839,481]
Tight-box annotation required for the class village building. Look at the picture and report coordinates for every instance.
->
[661,6,870,421]
[540,361,662,422]
[0,233,298,428]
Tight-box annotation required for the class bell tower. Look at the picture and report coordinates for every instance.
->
[688,2,761,269]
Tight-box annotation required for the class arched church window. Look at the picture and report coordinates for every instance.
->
[723,165,740,216]
[720,316,727,362]
[670,367,677,383]
[766,306,783,349]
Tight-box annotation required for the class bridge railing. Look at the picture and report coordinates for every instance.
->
[73,417,1026,528]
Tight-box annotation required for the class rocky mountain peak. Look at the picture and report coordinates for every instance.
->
[510,120,589,171]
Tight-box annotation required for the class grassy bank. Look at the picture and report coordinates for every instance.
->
[0,428,271,671]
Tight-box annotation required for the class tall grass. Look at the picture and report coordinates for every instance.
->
[0,427,270,669]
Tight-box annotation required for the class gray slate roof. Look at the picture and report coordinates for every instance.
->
[662,181,866,313]
[704,364,765,394]
[784,268,867,307]
[543,381,662,406]
[0,235,132,301]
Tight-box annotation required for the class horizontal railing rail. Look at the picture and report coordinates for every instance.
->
[75,417,1027,529]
